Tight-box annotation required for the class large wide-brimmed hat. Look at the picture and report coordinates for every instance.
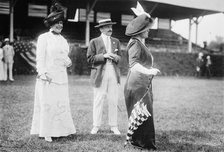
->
[125,14,154,36]
[44,3,65,27]
[95,19,116,28]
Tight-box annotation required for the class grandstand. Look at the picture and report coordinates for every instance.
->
[0,0,223,76]
[1,0,223,53]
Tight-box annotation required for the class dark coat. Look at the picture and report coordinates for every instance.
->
[87,36,121,87]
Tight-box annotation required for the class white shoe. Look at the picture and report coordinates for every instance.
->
[44,137,52,142]
[9,78,14,81]
[111,127,121,135]
[90,127,99,134]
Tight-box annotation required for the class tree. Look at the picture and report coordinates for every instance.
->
[208,36,224,52]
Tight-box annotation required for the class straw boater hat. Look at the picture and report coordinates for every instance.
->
[94,19,116,28]
[125,14,154,36]
[44,3,65,27]
[4,38,9,42]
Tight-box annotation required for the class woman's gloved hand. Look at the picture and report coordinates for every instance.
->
[148,68,160,75]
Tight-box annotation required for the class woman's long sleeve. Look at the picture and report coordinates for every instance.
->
[64,40,72,67]
[128,42,149,74]
[36,35,47,75]
[131,63,152,75]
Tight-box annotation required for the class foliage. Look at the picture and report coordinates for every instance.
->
[68,44,90,75]
[208,36,224,52]
[67,46,224,77]
[12,42,224,76]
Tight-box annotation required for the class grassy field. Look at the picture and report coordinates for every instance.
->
[0,75,224,152]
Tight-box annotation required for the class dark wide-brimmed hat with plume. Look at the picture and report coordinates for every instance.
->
[44,3,66,27]
[125,2,154,36]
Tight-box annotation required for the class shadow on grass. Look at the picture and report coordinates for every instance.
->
[53,132,125,143]
[1,130,223,152]
[156,130,224,152]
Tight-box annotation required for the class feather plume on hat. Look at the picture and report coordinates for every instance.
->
[44,3,66,27]
[131,2,151,18]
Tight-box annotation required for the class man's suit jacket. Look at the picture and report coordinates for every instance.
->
[87,36,121,88]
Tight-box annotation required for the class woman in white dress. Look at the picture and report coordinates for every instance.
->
[0,41,5,81]
[30,3,76,142]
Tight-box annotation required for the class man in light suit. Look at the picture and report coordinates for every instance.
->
[87,19,121,135]
[2,38,15,81]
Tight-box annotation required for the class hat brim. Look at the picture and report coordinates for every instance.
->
[125,22,154,36]
[125,14,154,36]
[44,11,65,27]
[94,22,116,28]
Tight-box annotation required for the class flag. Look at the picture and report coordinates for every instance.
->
[14,41,36,69]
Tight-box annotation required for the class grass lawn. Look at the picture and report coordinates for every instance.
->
[0,75,224,152]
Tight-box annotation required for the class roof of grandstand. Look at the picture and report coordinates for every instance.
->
[67,0,224,20]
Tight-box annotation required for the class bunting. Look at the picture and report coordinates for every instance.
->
[13,41,36,69]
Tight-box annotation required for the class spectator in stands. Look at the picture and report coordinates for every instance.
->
[203,41,207,49]
[30,3,76,142]
[2,38,15,82]
[196,52,204,77]
[205,55,212,78]
[124,13,160,150]
[87,19,121,135]
[178,35,183,45]
[0,41,5,81]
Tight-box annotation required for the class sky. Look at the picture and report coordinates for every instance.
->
[171,13,224,47]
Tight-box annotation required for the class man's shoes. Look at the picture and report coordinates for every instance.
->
[9,78,14,82]
[90,127,99,134]
[44,137,52,142]
[111,127,121,135]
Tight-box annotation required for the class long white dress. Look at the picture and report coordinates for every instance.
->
[0,48,5,80]
[30,31,76,137]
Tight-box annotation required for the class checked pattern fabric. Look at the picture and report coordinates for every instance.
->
[126,100,151,141]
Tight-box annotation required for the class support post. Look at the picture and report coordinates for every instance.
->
[85,0,98,46]
[9,0,14,42]
[85,2,90,46]
[188,18,192,53]
[195,17,199,45]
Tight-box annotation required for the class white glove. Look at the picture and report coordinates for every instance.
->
[39,73,52,83]
[103,53,114,60]
[148,68,160,75]
[131,63,160,75]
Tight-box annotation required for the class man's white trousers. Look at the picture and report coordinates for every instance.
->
[93,63,119,127]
